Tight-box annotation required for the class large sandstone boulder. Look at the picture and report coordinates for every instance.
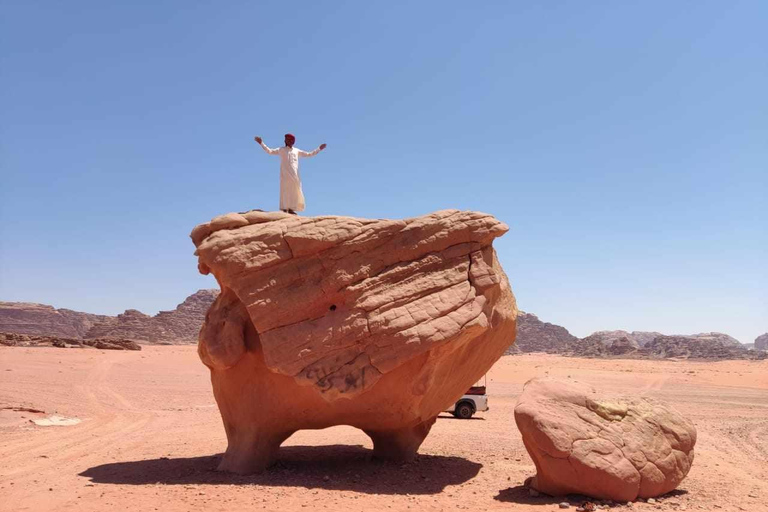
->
[515,378,696,502]
[191,209,517,473]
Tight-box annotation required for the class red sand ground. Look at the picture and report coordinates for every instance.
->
[1,346,766,512]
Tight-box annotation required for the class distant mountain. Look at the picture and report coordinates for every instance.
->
[510,312,579,354]
[582,330,744,348]
[0,301,115,338]
[85,290,218,343]
[577,333,639,356]
[640,335,758,360]
[581,331,643,349]
[0,290,218,344]
[687,332,742,347]
[514,319,762,360]
[755,333,768,351]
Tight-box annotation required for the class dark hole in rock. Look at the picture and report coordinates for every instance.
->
[329,305,337,311]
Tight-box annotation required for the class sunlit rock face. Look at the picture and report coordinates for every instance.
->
[191,209,517,473]
[515,378,696,502]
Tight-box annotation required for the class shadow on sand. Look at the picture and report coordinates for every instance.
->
[495,485,690,506]
[495,485,565,506]
[79,444,482,495]
[436,413,486,421]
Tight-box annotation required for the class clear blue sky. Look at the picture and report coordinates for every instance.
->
[1,1,766,343]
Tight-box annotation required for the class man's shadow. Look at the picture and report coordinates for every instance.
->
[79,444,482,495]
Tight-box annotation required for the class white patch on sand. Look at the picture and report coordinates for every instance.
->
[31,415,81,427]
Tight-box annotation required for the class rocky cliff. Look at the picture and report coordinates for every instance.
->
[687,332,742,347]
[85,289,218,343]
[755,333,768,351]
[0,301,115,338]
[582,330,661,348]
[583,330,743,348]
[0,290,218,344]
[639,335,762,360]
[510,312,579,353]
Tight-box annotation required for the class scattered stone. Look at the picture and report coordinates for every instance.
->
[647,498,656,504]
[0,332,141,351]
[560,503,570,509]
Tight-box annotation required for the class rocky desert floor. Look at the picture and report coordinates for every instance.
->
[1,347,766,512]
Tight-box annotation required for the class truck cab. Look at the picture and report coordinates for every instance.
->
[445,378,489,419]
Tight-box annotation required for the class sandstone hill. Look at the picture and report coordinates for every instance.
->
[0,290,217,344]
[515,320,762,360]
[686,332,742,347]
[756,333,768,351]
[639,335,763,360]
[581,330,661,348]
[508,312,579,354]
[85,289,218,343]
[583,330,743,348]
[0,301,115,338]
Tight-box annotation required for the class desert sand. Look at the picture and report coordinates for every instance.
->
[1,346,766,512]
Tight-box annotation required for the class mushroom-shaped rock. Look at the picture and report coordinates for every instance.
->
[191,209,517,473]
[514,378,696,502]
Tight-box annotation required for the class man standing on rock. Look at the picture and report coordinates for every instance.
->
[255,133,327,214]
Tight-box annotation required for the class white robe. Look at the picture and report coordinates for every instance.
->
[259,142,321,212]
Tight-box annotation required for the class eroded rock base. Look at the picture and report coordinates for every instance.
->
[216,420,437,474]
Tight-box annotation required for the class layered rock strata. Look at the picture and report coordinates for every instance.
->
[0,302,115,338]
[511,312,579,353]
[192,209,517,473]
[85,290,218,343]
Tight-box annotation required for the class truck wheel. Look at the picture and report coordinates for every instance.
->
[456,402,474,419]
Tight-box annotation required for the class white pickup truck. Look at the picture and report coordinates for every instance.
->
[445,380,489,419]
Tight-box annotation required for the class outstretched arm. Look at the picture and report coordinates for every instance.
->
[254,136,279,155]
[297,143,327,158]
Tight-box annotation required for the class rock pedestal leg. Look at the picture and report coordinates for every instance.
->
[217,427,292,474]
[365,417,437,461]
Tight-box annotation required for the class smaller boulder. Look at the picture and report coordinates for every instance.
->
[515,378,696,502]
